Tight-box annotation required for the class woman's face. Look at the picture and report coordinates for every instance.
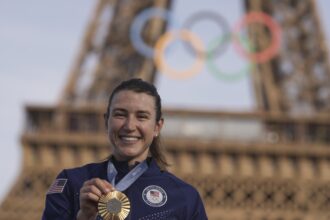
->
[107,90,163,163]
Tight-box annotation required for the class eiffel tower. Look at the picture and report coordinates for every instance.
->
[0,0,330,219]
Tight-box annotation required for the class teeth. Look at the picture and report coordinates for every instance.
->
[121,136,139,141]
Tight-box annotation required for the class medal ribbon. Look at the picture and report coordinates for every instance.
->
[107,159,148,192]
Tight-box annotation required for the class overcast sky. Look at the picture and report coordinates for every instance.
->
[0,0,329,202]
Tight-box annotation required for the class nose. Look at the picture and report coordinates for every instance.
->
[123,116,136,131]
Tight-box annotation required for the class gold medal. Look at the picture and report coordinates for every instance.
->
[98,191,131,220]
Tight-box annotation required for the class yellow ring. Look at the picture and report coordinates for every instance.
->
[154,30,205,80]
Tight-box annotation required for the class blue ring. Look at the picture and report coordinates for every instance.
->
[130,8,174,58]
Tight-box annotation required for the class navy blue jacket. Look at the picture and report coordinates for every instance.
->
[42,158,208,219]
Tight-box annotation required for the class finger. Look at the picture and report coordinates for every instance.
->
[86,178,113,194]
[80,191,100,202]
[81,185,103,197]
[101,179,116,192]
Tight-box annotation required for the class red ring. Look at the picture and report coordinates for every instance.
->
[232,12,282,63]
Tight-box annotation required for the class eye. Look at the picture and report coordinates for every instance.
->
[137,114,149,120]
[112,111,126,118]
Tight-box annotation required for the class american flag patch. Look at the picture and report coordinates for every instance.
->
[47,178,67,194]
[150,190,160,198]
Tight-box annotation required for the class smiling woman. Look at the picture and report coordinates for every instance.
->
[106,90,164,166]
[42,78,208,220]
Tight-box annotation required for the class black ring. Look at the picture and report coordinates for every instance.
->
[182,11,231,57]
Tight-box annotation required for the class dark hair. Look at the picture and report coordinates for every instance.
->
[104,78,168,170]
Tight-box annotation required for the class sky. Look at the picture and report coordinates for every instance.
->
[0,0,329,203]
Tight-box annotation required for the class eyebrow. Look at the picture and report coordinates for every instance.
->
[112,108,151,115]
[112,108,126,112]
[136,110,151,115]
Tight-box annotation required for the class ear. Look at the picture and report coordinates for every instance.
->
[154,118,164,137]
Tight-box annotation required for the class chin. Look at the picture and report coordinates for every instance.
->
[118,150,138,159]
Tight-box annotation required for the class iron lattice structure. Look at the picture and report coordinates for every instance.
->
[0,0,329,219]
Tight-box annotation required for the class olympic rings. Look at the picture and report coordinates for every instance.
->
[182,11,231,58]
[130,8,173,58]
[154,30,205,80]
[232,12,282,63]
[207,35,255,81]
[130,8,282,81]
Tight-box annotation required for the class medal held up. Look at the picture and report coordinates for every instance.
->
[98,191,130,220]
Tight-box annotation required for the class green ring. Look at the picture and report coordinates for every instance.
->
[206,34,255,82]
